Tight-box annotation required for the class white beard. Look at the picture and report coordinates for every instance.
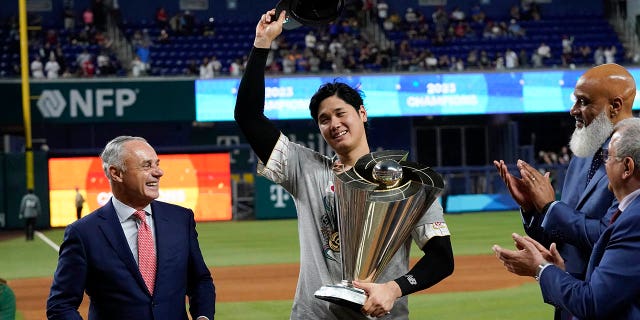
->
[569,111,613,157]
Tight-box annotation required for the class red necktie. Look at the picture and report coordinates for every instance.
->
[610,209,622,225]
[134,210,156,295]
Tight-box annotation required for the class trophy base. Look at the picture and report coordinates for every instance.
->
[314,284,366,311]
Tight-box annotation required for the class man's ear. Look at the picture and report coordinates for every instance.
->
[623,157,635,179]
[611,96,623,118]
[359,105,367,122]
[109,166,123,182]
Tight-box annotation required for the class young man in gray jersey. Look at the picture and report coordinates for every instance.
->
[233,9,454,319]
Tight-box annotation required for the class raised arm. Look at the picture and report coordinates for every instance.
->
[234,9,286,163]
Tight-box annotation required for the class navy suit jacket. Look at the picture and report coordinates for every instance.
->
[539,196,640,319]
[522,147,617,279]
[47,199,215,320]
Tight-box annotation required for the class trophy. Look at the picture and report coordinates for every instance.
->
[314,150,444,310]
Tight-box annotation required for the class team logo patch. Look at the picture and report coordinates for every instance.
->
[329,232,340,252]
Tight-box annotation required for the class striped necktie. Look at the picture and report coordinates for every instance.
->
[134,210,156,295]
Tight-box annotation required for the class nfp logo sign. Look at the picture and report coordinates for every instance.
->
[36,88,137,118]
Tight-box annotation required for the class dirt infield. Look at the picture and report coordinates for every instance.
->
[9,255,531,320]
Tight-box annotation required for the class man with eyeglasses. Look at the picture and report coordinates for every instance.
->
[493,117,640,319]
[493,63,636,319]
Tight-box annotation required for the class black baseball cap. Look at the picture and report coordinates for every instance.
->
[275,0,344,30]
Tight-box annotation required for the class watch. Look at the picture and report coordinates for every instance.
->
[535,262,552,281]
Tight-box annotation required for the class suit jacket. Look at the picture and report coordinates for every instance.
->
[47,199,215,320]
[539,196,640,319]
[522,144,617,279]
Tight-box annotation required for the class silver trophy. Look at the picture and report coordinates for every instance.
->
[314,150,444,310]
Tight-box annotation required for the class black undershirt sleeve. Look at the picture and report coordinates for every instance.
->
[234,47,281,164]
[393,235,454,296]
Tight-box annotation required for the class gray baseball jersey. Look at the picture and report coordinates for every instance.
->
[258,134,451,320]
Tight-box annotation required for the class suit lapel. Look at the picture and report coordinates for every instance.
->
[96,200,149,293]
[576,140,610,208]
[151,202,170,274]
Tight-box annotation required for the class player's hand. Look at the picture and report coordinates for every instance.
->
[254,9,285,49]
[516,160,555,212]
[354,280,400,318]
[493,160,535,212]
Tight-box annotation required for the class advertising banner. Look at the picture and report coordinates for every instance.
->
[0,79,195,124]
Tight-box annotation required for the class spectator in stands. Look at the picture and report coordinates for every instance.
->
[209,56,222,76]
[282,54,296,74]
[199,57,214,79]
[437,54,451,70]
[45,55,61,79]
[558,146,571,165]
[451,57,464,71]
[450,6,465,22]
[130,54,146,77]
[81,58,96,77]
[507,19,525,37]
[470,4,486,23]
[519,49,529,68]
[309,53,321,73]
[229,58,243,76]
[76,48,92,66]
[432,7,448,35]
[466,49,479,69]
[82,7,94,29]
[304,31,317,49]
[54,45,70,78]
[604,46,617,64]
[96,51,113,76]
[505,48,518,69]
[38,42,55,62]
[531,51,543,68]
[156,6,169,29]
[561,35,574,68]
[184,59,198,76]
[30,56,44,79]
[157,28,170,44]
[45,29,58,46]
[181,10,196,35]
[96,32,113,53]
[594,46,605,65]
[536,42,551,62]
[64,6,75,31]
[520,0,541,20]
[494,52,505,70]
[479,50,491,69]
[578,45,592,65]
[376,0,388,20]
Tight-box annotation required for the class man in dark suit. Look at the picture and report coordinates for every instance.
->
[47,136,215,320]
[493,117,640,319]
[493,63,636,319]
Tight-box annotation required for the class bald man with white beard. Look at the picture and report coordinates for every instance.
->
[493,63,636,319]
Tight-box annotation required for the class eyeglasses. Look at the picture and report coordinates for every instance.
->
[602,149,623,163]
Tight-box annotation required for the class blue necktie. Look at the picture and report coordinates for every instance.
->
[586,148,603,185]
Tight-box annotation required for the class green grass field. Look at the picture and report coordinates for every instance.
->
[0,211,554,319]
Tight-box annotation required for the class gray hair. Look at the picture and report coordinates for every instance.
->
[100,136,148,181]
[613,118,640,172]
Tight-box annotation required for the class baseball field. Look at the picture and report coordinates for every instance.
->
[1,211,554,319]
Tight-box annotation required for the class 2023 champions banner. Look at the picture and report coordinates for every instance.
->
[195,68,640,122]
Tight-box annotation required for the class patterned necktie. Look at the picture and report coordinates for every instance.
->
[134,210,156,295]
[586,148,603,185]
